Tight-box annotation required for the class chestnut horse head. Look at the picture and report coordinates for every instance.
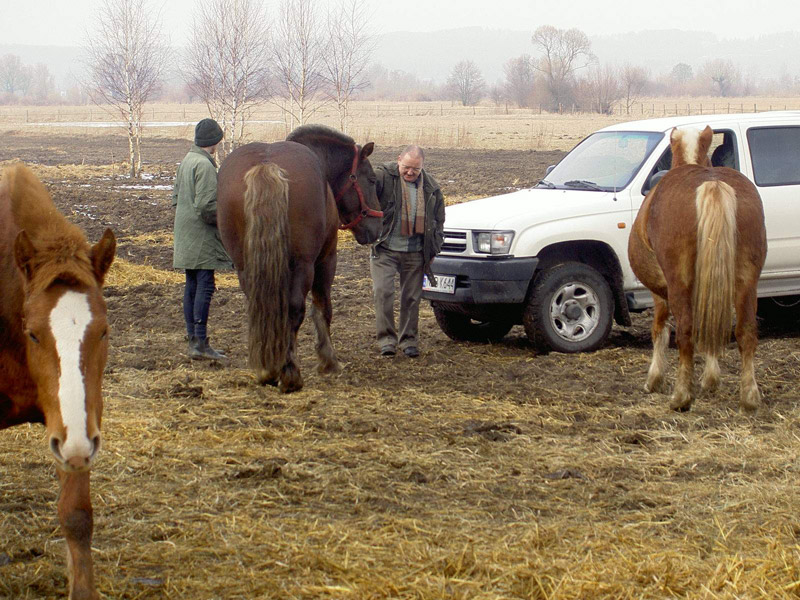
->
[286,125,382,244]
[670,125,713,168]
[5,165,116,471]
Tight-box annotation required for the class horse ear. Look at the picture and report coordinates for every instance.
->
[669,127,679,143]
[90,228,116,286]
[360,142,374,160]
[13,230,36,281]
[699,125,714,153]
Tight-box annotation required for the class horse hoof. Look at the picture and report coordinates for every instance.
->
[256,370,279,387]
[644,378,664,394]
[740,387,761,414]
[701,372,720,394]
[669,391,693,412]
[318,360,342,375]
[278,371,304,393]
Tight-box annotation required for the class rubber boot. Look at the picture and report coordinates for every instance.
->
[191,336,227,361]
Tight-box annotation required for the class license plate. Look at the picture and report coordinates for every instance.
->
[423,274,456,294]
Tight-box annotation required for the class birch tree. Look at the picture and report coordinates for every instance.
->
[85,0,167,177]
[321,0,375,132]
[272,0,328,130]
[184,0,271,153]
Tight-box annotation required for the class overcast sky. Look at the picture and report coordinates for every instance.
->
[3,0,798,47]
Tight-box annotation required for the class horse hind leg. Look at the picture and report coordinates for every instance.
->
[669,296,695,411]
[645,294,670,394]
[311,256,340,375]
[278,264,314,393]
[735,274,762,413]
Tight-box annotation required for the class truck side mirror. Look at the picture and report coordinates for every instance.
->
[644,170,668,194]
[545,165,555,176]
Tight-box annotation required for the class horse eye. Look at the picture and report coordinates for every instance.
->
[27,331,40,344]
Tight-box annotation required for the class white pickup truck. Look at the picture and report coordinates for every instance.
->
[423,111,800,352]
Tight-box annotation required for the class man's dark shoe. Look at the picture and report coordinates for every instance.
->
[380,345,396,357]
[191,337,227,361]
[403,346,420,358]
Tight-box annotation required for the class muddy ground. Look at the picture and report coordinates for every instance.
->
[2,131,800,599]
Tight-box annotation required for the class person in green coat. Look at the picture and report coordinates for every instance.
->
[370,145,445,358]
[172,118,232,360]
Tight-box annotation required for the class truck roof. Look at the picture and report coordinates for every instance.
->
[598,110,800,134]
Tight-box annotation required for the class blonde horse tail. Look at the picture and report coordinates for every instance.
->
[243,163,290,380]
[693,180,737,356]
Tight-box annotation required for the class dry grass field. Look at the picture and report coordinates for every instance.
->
[2,96,799,153]
[1,109,800,599]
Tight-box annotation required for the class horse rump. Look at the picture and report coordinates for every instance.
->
[243,163,290,382]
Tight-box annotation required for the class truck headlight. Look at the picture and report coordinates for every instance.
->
[473,231,514,254]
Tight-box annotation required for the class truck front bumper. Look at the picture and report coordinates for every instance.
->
[422,256,539,304]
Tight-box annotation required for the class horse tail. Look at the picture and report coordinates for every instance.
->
[693,180,737,356]
[243,163,290,379]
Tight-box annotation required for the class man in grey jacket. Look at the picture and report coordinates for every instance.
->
[370,145,445,358]
[172,118,232,360]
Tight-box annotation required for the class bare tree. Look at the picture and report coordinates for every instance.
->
[85,0,168,177]
[620,64,649,114]
[447,60,485,106]
[185,0,271,153]
[531,25,594,111]
[702,59,741,97]
[272,0,328,130]
[583,64,622,114]
[321,0,375,132]
[29,64,55,103]
[503,54,535,108]
[487,82,505,106]
[0,54,29,94]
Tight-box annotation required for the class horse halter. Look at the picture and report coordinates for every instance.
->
[335,145,383,230]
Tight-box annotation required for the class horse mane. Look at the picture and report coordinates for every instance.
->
[286,125,355,148]
[2,164,97,295]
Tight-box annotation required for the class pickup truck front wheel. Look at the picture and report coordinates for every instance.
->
[433,304,514,343]
[523,262,613,353]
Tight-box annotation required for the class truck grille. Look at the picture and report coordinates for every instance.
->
[441,230,467,253]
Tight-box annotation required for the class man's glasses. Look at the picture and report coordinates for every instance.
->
[399,163,421,174]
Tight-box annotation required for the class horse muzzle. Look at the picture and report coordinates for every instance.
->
[50,433,102,472]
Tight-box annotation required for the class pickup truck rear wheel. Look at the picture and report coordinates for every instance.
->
[432,304,513,343]
[523,262,613,353]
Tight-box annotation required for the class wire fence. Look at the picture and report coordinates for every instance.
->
[1,100,799,124]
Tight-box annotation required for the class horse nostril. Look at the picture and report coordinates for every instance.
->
[49,436,64,463]
[90,434,102,460]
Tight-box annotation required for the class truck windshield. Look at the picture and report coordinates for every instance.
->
[541,131,663,191]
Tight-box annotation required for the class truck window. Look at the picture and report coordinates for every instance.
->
[747,126,800,187]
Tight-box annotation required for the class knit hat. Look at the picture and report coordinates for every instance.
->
[194,118,223,147]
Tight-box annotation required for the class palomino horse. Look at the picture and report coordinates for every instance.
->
[217,125,382,393]
[0,164,116,599]
[629,126,767,412]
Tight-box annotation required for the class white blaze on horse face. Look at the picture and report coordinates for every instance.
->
[49,290,93,460]
[677,128,702,165]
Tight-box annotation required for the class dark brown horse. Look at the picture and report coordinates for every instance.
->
[217,125,382,393]
[1,164,116,599]
[629,126,767,412]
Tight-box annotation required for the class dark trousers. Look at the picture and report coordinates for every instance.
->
[183,269,216,340]
[370,247,424,350]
